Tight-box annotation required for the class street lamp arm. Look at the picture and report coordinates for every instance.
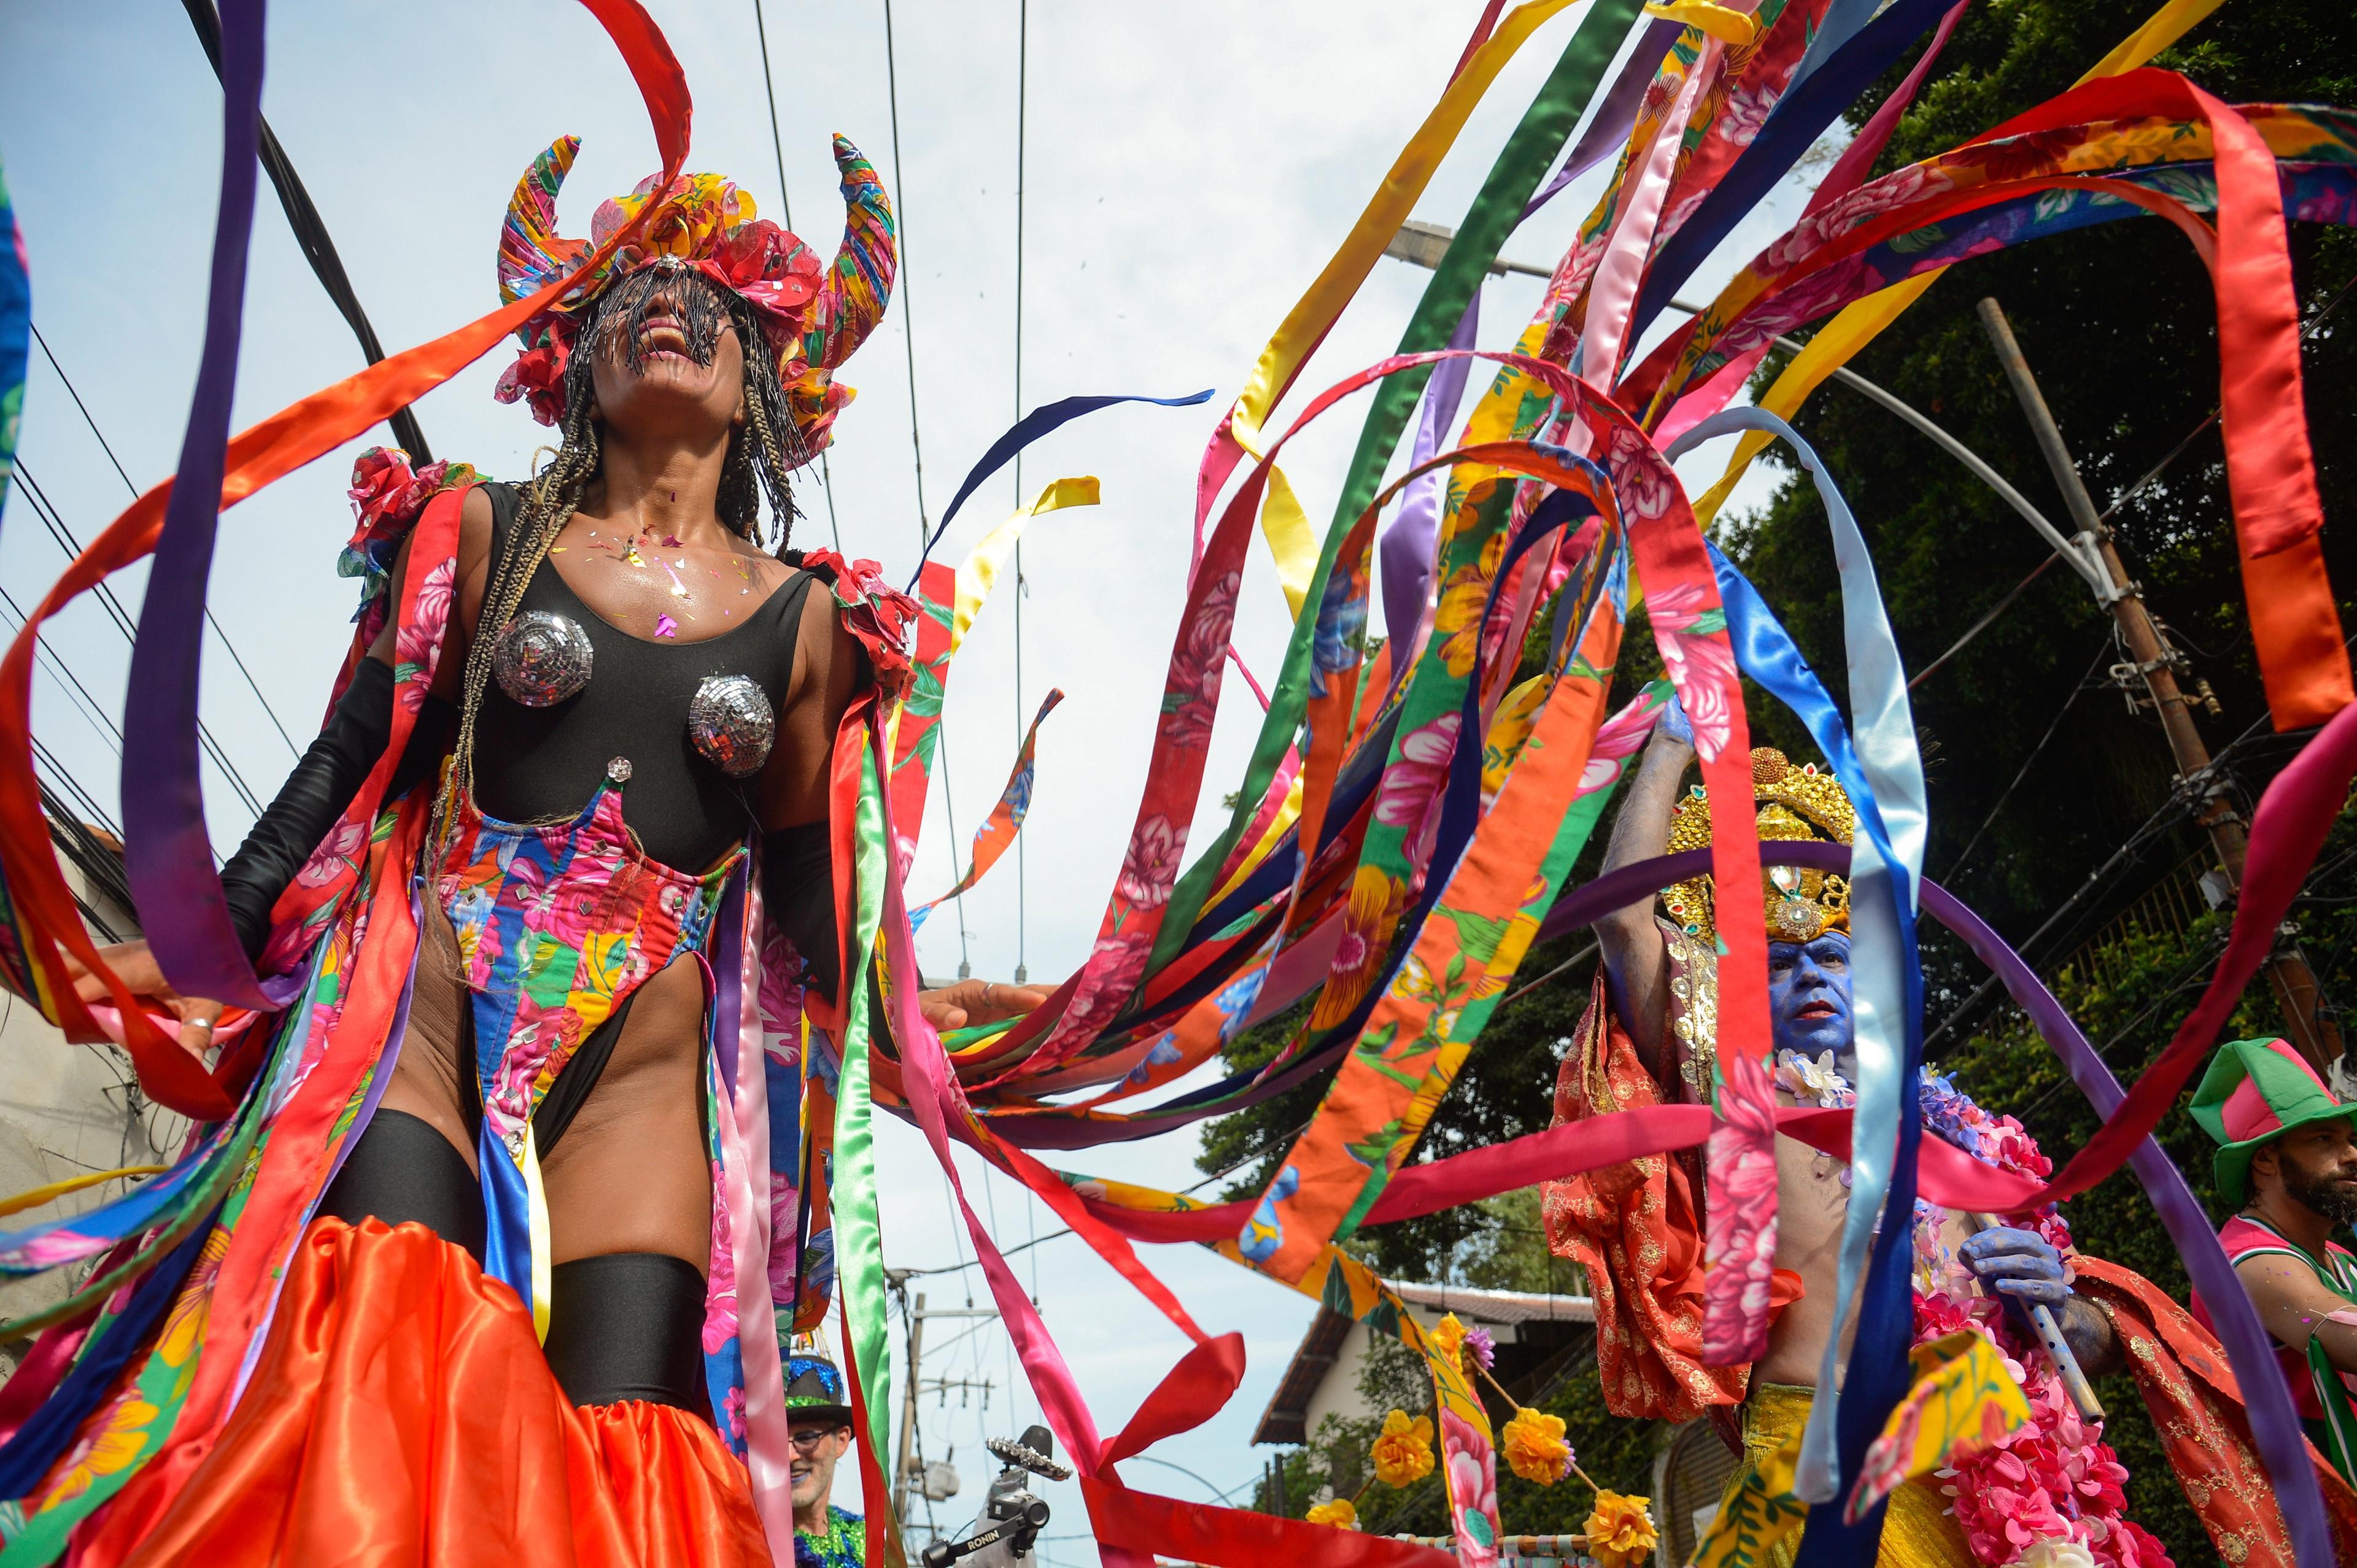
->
[1659,299,2115,602]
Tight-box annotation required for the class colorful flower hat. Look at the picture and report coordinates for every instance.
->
[2190,1035,2357,1205]
[493,133,896,457]
[783,1353,855,1427]
[1660,746,1855,946]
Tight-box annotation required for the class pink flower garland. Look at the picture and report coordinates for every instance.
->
[1911,1077,2172,1568]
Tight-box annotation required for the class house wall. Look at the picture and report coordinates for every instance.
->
[1299,1302,1525,1439]
[0,856,187,1342]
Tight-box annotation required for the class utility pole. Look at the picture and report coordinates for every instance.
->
[889,1285,1002,1534]
[1976,297,2343,1073]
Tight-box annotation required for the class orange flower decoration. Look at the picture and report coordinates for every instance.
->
[1584,1489,1658,1568]
[1431,1312,1468,1376]
[1370,1408,1435,1488]
[1305,1496,1359,1530]
[1501,1406,1572,1485]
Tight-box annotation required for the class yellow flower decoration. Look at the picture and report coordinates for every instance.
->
[1584,1489,1658,1568]
[35,1391,159,1510]
[1432,1313,1468,1376]
[1501,1406,1571,1485]
[1305,1497,1359,1530]
[1370,1408,1435,1488]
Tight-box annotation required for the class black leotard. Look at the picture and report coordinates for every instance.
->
[471,482,815,873]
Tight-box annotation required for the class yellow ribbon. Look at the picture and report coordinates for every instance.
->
[882,476,1099,768]
[524,1118,553,1343]
[1644,0,1756,45]
[0,1164,166,1219]
[1226,0,1595,617]
[1688,0,2226,527]
[950,477,1099,661]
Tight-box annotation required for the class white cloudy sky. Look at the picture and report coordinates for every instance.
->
[2,0,1844,1548]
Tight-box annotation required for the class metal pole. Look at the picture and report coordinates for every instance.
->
[1976,297,2342,1072]
[894,1291,927,1529]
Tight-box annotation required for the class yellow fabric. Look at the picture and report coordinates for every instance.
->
[950,477,1100,661]
[523,1115,552,1342]
[881,476,1097,766]
[1204,765,1305,911]
[1701,1383,1973,1568]
[1644,0,1757,45]
[1226,0,1592,617]
[1684,0,2228,527]
[1851,1332,2032,1523]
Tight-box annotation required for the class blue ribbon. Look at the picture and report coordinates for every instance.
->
[0,158,27,527]
[1667,408,1925,1550]
[907,389,1214,589]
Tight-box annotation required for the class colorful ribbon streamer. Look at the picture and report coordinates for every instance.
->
[912,688,1063,925]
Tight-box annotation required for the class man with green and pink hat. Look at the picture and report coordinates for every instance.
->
[2191,1035,2357,1483]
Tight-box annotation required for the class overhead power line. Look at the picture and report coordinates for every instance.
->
[11,461,267,818]
[1013,0,1031,984]
[29,327,299,757]
[179,0,430,462]
[881,0,932,557]
[746,0,845,556]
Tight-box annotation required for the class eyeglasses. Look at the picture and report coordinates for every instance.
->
[789,1427,847,1453]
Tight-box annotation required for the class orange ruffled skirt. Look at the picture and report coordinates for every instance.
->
[98,1218,770,1568]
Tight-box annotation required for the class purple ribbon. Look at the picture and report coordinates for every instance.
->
[1523,17,1682,221]
[122,0,271,1008]
[1375,18,1673,688]
[1921,872,2333,1565]
[1379,299,1480,672]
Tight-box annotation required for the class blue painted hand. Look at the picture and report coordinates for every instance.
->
[1658,692,1693,746]
[1959,1225,2071,1312]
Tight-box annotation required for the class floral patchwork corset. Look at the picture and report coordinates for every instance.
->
[433,774,744,1329]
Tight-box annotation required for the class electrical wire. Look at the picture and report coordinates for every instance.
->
[11,460,268,817]
[1012,0,1031,986]
[1939,637,2114,884]
[881,0,932,557]
[891,1122,1315,1280]
[1906,549,2065,693]
[1924,749,2212,1051]
[27,327,300,757]
[746,0,846,556]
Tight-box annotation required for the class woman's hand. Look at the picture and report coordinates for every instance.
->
[917,978,1050,1032]
[58,940,223,1059]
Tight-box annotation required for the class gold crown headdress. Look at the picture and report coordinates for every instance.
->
[1662,747,1854,946]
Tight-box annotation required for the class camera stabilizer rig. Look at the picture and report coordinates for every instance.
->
[918,1426,1071,1568]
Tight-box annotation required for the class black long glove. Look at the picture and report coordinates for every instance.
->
[219,657,451,960]
[759,821,838,1003]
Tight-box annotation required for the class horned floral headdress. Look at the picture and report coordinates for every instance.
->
[1662,746,1854,946]
[492,133,896,457]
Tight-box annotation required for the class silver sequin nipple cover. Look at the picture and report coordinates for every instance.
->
[688,674,775,778]
[491,611,594,708]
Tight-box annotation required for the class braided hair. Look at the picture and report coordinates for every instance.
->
[443,265,811,830]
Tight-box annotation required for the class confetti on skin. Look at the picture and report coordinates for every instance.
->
[655,614,678,638]
[663,535,683,548]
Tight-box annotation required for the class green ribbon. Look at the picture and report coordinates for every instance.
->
[834,747,896,1472]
